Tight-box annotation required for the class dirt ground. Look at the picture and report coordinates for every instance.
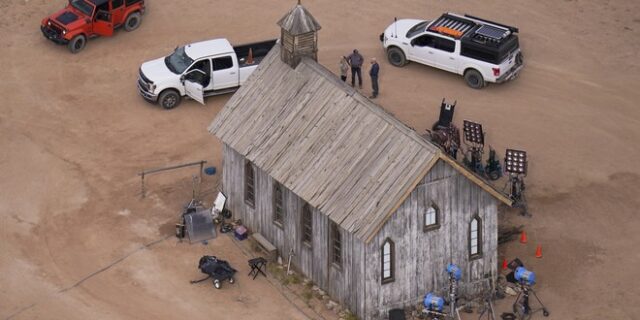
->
[1,0,639,319]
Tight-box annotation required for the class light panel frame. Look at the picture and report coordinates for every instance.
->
[463,120,484,145]
[505,148,527,175]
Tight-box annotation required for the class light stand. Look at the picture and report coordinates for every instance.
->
[504,149,529,216]
[477,295,497,320]
[477,279,497,320]
[511,267,550,319]
[422,264,463,320]
[462,120,485,175]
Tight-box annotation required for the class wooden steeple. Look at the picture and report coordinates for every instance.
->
[277,1,322,68]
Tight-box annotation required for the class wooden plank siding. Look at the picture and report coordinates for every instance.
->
[223,145,366,313]
[364,159,498,319]
[224,147,497,320]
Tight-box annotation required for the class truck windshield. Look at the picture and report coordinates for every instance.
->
[70,0,94,16]
[406,21,430,38]
[165,47,194,74]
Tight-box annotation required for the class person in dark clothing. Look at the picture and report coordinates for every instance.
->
[347,49,364,88]
[369,58,379,99]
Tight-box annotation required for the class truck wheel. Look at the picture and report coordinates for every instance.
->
[387,47,406,67]
[124,12,142,32]
[464,69,485,89]
[68,35,86,54]
[158,90,181,109]
[516,52,524,65]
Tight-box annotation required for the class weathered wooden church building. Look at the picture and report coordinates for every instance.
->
[209,3,512,319]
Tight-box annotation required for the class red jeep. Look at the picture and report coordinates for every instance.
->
[40,0,146,53]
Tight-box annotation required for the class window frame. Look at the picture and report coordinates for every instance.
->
[301,203,313,247]
[213,55,234,71]
[460,45,499,64]
[469,215,483,260]
[435,37,456,53]
[381,238,395,284]
[272,181,285,228]
[244,160,255,208]
[423,202,441,232]
[330,222,342,268]
[111,0,124,9]
[411,34,437,48]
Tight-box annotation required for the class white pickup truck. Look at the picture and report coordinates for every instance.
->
[380,13,523,89]
[138,38,276,109]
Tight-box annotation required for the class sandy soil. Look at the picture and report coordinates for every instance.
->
[1,0,639,319]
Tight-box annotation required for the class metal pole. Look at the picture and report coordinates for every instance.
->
[137,160,207,200]
[141,173,146,199]
[138,160,207,176]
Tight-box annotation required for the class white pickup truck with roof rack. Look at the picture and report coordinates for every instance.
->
[137,38,276,109]
[380,13,523,89]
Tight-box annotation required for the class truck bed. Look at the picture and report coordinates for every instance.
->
[234,39,277,68]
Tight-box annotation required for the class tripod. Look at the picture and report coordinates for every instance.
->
[477,296,497,320]
[477,282,497,320]
[512,284,550,319]
[422,272,463,320]
[506,174,529,216]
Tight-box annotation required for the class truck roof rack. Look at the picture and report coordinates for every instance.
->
[471,24,510,44]
[464,14,518,33]
[428,13,515,44]
[428,14,476,38]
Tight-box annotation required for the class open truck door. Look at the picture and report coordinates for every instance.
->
[183,69,206,105]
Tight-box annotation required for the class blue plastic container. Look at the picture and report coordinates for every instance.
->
[204,166,217,175]
[424,293,445,312]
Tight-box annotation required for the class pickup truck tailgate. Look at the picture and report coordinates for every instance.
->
[497,50,523,82]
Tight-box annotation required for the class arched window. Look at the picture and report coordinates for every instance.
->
[331,222,342,268]
[301,203,312,246]
[469,216,482,259]
[244,160,255,207]
[381,238,395,284]
[423,203,440,231]
[273,182,285,227]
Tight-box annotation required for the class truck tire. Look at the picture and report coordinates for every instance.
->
[158,89,181,109]
[464,69,485,89]
[516,52,524,65]
[68,35,86,54]
[387,47,406,67]
[124,12,142,32]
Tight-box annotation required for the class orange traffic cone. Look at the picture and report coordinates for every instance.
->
[246,48,254,64]
[520,230,528,244]
[502,259,508,270]
[535,245,543,258]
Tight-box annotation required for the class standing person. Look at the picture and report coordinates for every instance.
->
[369,58,379,99]
[339,56,349,82]
[347,49,364,88]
